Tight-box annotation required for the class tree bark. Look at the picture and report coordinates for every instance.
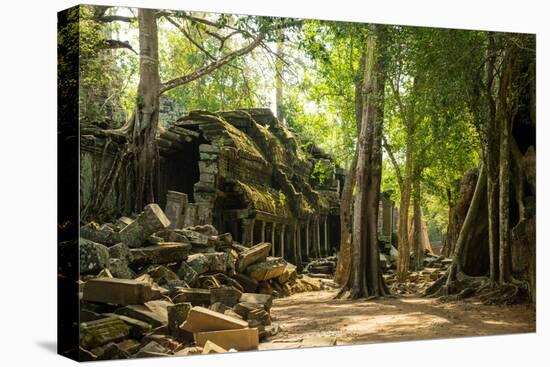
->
[334,46,366,286]
[485,32,500,285]
[131,9,161,211]
[345,25,388,298]
[334,150,357,285]
[444,165,487,288]
[396,105,414,282]
[275,32,285,124]
[412,175,423,270]
[498,47,513,285]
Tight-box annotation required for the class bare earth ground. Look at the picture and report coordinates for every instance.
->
[263,289,535,348]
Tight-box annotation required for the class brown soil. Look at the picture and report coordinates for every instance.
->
[266,289,535,346]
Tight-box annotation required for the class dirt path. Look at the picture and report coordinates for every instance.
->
[264,289,535,347]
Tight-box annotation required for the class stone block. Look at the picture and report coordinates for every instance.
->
[79,316,130,349]
[81,222,120,246]
[236,242,272,272]
[186,253,210,275]
[172,288,211,306]
[104,313,152,339]
[239,293,273,311]
[202,340,227,354]
[167,303,192,338]
[210,302,230,314]
[176,261,198,286]
[247,308,271,327]
[130,243,191,267]
[82,278,155,305]
[142,265,179,286]
[210,286,242,307]
[180,306,248,333]
[195,328,259,351]
[108,258,136,279]
[276,263,297,284]
[233,302,264,319]
[80,238,109,275]
[114,305,166,328]
[119,204,171,248]
[245,257,287,281]
[108,243,133,263]
[232,273,259,293]
[135,341,169,358]
[165,191,188,230]
[205,252,227,273]
[300,275,322,291]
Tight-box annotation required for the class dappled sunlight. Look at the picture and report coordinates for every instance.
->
[268,289,535,347]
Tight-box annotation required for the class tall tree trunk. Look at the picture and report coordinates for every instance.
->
[485,32,500,285]
[334,150,357,285]
[344,25,388,298]
[127,8,161,212]
[334,48,366,285]
[412,175,423,270]
[396,110,414,282]
[441,165,487,289]
[275,32,285,124]
[498,47,513,285]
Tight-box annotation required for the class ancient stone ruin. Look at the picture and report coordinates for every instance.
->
[74,108,407,359]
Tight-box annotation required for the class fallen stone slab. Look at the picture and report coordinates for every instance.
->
[233,302,264,319]
[176,261,199,286]
[142,265,180,286]
[180,306,249,333]
[205,252,227,273]
[82,278,156,305]
[276,263,297,284]
[247,308,271,327]
[186,224,218,236]
[119,204,171,248]
[210,286,242,307]
[80,238,109,275]
[108,258,135,279]
[172,288,211,306]
[167,303,192,338]
[232,273,259,293]
[80,316,130,349]
[94,342,130,360]
[202,340,227,354]
[239,293,273,311]
[236,242,272,272]
[195,328,259,351]
[108,243,133,263]
[245,257,287,281]
[81,222,120,246]
[135,341,170,358]
[300,275,322,291]
[104,313,152,339]
[186,253,210,275]
[115,339,141,356]
[143,299,173,323]
[114,305,166,328]
[210,302,230,314]
[130,243,191,267]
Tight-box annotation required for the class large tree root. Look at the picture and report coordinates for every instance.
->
[426,272,529,305]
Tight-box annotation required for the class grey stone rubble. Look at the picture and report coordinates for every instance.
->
[78,202,326,360]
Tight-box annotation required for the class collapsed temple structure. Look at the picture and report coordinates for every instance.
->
[81,108,398,268]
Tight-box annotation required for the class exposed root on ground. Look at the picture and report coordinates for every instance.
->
[426,271,530,305]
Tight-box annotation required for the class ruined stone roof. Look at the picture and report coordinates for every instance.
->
[232,181,291,219]
[176,111,268,165]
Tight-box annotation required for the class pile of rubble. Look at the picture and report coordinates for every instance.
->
[75,203,324,360]
[384,254,453,295]
[302,256,338,278]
